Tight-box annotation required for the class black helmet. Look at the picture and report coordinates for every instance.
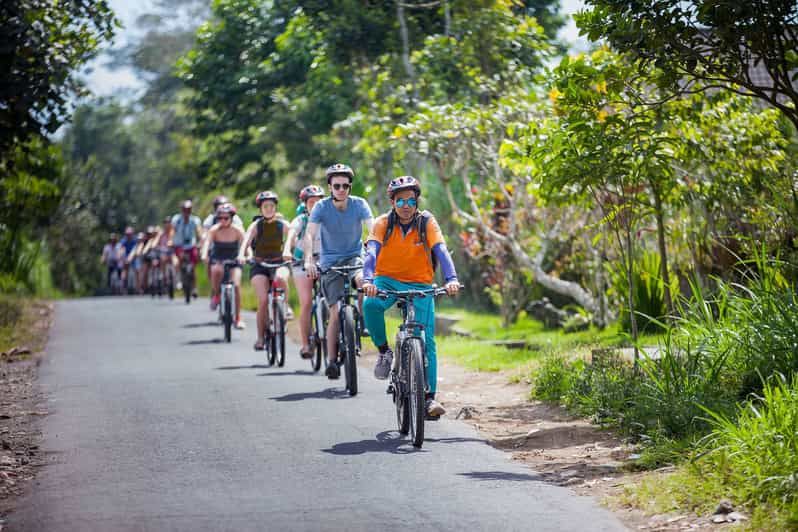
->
[325,163,354,184]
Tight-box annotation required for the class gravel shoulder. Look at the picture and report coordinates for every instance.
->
[0,301,52,528]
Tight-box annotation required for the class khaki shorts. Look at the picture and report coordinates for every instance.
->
[321,256,362,305]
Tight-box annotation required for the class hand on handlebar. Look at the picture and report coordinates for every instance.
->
[362,282,378,297]
[304,261,318,279]
[445,281,461,297]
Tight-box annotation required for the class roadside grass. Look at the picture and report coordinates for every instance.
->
[380,308,663,373]
[0,295,49,355]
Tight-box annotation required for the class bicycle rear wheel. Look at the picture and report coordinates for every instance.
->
[408,338,426,447]
[275,302,286,367]
[342,306,357,396]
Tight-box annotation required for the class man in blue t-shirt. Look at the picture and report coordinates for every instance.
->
[304,163,374,379]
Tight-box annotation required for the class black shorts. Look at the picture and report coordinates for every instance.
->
[249,262,284,281]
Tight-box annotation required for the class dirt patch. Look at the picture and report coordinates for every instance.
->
[0,300,52,526]
[435,358,731,531]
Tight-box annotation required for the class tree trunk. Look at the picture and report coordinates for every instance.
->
[652,187,674,318]
[396,2,418,102]
[625,223,640,365]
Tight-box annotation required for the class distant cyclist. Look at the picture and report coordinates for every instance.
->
[118,227,138,292]
[362,176,460,417]
[282,184,324,359]
[202,203,246,329]
[203,195,244,306]
[238,191,290,351]
[170,200,203,297]
[304,163,374,379]
[101,232,121,289]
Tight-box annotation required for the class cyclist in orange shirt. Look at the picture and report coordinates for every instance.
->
[362,176,460,417]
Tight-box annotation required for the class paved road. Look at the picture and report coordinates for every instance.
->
[10,298,626,531]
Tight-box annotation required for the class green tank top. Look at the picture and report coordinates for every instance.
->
[252,218,284,259]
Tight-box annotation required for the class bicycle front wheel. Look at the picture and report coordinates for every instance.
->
[310,305,322,372]
[396,342,410,435]
[223,290,232,343]
[275,301,286,367]
[408,338,426,447]
[342,306,357,396]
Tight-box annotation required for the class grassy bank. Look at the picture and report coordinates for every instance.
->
[530,266,798,527]
[0,296,50,356]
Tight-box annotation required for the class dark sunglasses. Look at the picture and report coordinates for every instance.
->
[395,197,417,208]
[331,183,351,191]
[218,216,231,221]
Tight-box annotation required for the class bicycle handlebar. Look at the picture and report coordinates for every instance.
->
[359,283,464,300]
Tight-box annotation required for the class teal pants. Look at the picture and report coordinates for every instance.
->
[363,276,437,393]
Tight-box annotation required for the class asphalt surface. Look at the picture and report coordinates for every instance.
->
[10,297,627,531]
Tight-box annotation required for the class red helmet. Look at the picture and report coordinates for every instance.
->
[387,176,421,198]
[255,190,279,207]
[325,163,354,184]
[212,195,229,209]
[217,202,237,216]
[299,184,325,202]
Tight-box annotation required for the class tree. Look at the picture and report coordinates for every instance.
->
[0,0,117,161]
[577,0,798,129]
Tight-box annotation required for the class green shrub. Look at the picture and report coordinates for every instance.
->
[609,249,678,334]
[699,374,798,523]
[531,355,584,402]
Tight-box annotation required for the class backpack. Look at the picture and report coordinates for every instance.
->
[382,210,438,272]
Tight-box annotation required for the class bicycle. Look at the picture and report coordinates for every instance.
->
[370,285,461,448]
[322,264,363,396]
[217,260,240,343]
[249,260,291,367]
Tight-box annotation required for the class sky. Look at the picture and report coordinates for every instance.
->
[82,0,588,97]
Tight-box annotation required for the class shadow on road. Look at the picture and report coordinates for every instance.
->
[322,431,424,455]
[182,339,224,345]
[322,431,485,456]
[257,370,317,377]
[458,471,542,482]
[181,321,220,328]
[215,364,272,370]
[269,387,350,402]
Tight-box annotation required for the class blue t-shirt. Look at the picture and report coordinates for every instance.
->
[309,196,373,269]
[171,214,201,247]
[119,236,138,256]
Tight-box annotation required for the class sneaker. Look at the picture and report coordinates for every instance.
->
[300,347,313,359]
[210,295,220,311]
[325,361,340,379]
[234,320,246,330]
[373,348,393,380]
[285,307,295,320]
[425,399,446,417]
[253,340,265,351]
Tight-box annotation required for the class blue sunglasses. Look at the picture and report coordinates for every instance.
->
[395,197,417,208]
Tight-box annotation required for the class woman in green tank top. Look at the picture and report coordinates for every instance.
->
[239,191,290,351]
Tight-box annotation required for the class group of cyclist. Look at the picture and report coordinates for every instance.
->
[101,163,461,418]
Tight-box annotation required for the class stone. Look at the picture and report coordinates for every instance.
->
[713,499,734,515]
[727,512,747,522]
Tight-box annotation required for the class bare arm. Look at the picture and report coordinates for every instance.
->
[238,222,257,262]
[201,226,216,262]
[283,224,297,260]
